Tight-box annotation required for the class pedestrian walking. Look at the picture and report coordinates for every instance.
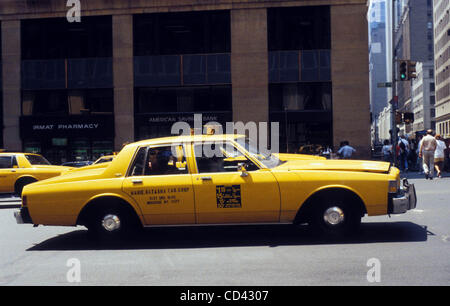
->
[337,141,356,159]
[419,129,437,180]
[434,134,446,179]
[398,135,409,171]
[382,140,392,163]
[416,135,424,173]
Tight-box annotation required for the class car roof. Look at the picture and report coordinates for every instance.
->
[0,152,40,156]
[129,134,246,148]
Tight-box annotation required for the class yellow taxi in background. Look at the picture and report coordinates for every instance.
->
[0,153,72,196]
[14,134,416,239]
[93,155,116,165]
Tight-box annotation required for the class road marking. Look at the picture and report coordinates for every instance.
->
[411,209,424,213]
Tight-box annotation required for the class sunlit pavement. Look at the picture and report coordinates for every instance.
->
[0,175,449,286]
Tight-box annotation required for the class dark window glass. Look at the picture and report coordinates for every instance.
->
[129,147,148,176]
[269,83,332,111]
[25,154,50,165]
[28,90,68,116]
[136,86,232,113]
[134,11,230,56]
[85,89,114,113]
[0,156,13,168]
[144,145,188,176]
[194,142,259,174]
[268,6,331,51]
[21,16,112,60]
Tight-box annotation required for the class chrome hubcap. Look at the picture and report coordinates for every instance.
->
[102,214,121,232]
[323,207,345,226]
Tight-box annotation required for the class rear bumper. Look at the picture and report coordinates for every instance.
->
[14,207,33,224]
[389,179,417,214]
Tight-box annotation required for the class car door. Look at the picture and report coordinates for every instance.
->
[191,141,281,224]
[122,144,195,225]
[0,155,19,193]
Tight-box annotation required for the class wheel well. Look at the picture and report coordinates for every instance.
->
[76,196,142,227]
[293,188,367,225]
[14,176,37,191]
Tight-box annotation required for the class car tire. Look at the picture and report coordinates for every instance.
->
[86,204,140,241]
[310,199,361,238]
[14,178,37,197]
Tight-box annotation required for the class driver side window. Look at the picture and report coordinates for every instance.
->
[194,142,259,174]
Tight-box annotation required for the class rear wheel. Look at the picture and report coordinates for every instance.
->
[310,200,361,238]
[14,178,37,197]
[86,204,141,241]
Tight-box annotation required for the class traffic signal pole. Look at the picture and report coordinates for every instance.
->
[391,0,398,166]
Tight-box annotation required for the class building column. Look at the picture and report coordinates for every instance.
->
[331,4,371,158]
[231,8,269,126]
[113,14,134,151]
[2,20,22,151]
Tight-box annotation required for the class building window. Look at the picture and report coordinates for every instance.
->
[268,6,331,51]
[21,16,112,60]
[135,85,231,114]
[269,83,332,112]
[134,11,230,56]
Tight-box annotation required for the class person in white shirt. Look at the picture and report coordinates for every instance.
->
[381,140,392,163]
[434,134,446,178]
[419,130,437,179]
[338,141,356,159]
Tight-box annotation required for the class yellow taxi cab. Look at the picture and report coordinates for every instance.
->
[93,155,116,165]
[14,134,416,239]
[0,153,72,196]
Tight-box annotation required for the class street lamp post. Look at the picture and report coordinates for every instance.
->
[391,0,398,166]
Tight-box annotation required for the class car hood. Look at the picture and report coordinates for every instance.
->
[273,153,326,161]
[274,159,391,173]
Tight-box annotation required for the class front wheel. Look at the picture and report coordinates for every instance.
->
[310,201,361,238]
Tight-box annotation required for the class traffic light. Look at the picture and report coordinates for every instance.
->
[399,60,408,81]
[403,112,414,124]
[395,111,403,124]
[407,61,417,80]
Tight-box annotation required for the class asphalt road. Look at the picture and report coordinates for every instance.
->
[0,174,449,286]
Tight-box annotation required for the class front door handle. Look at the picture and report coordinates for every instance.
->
[200,176,212,181]
[132,179,143,184]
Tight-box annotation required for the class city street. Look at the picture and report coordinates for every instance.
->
[0,174,448,286]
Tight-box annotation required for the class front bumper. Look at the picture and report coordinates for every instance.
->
[14,207,33,224]
[389,179,417,214]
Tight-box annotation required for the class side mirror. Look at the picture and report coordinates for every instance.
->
[237,163,248,177]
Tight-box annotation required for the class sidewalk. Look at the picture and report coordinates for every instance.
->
[0,194,21,208]
[400,170,450,180]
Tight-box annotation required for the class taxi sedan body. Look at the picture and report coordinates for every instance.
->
[15,135,417,238]
[0,153,72,195]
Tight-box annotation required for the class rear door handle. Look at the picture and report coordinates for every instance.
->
[132,179,143,184]
[201,176,212,181]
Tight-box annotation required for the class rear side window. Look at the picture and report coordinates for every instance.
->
[129,147,147,176]
[0,156,13,169]
[25,154,51,165]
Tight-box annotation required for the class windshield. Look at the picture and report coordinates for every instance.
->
[236,137,283,169]
[25,154,51,165]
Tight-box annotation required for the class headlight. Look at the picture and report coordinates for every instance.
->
[388,179,399,194]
